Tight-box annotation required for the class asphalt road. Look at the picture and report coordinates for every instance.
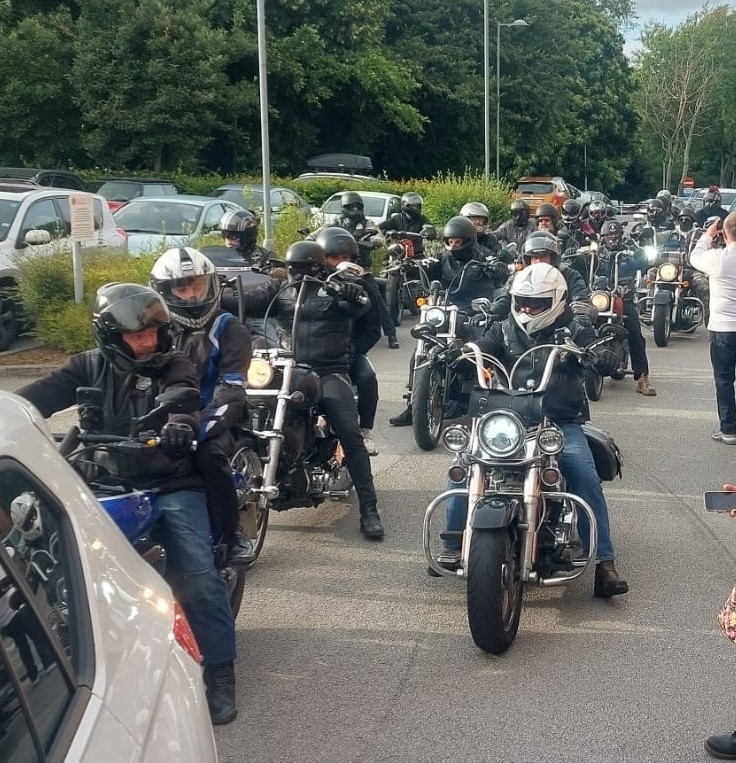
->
[4,321,736,762]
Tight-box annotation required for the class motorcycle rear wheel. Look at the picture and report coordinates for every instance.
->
[412,365,444,451]
[652,304,671,347]
[231,441,268,566]
[584,367,604,402]
[466,528,523,654]
[386,274,402,327]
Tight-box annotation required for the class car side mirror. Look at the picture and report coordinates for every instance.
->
[24,229,52,246]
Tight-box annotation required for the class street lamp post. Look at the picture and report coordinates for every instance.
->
[495,19,529,179]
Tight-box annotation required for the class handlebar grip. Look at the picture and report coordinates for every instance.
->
[58,426,80,457]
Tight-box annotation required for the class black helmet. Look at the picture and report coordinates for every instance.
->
[401,192,423,219]
[522,230,559,266]
[656,189,672,212]
[220,208,259,251]
[678,205,695,232]
[704,189,722,208]
[646,198,664,221]
[535,203,559,221]
[285,240,326,279]
[91,283,173,375]
[314,227,359,262]
[442,215,477,262]
[510,199,530,225]
[340,192,364,222]
[600,219,623,248]
[561,199,581,225]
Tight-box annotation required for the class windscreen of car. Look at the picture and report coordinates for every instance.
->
[720,191,736,207]
[114,202,203,234]
[514,182,555,194]
[215,187,264,207]
[363,197,389,216]
[0,199,20,241]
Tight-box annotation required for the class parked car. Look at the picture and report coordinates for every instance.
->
[212,184,312,219]
[95,178,179,212]
[0,167,87,191]
[693,187,736,212]
[511,176,579,213]
[0,392,218,762]
[0,187,126,350]
[295,172,380,185]
[312,191,402,228]
[113,195,243,255]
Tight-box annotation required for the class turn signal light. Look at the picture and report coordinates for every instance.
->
[173,602,202,664]
[681,280,689,288]
[416,297,428,307]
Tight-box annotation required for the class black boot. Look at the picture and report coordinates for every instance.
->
[705,731,736,760]
[203,661,238,725]
[388,336,400,349]
[594,560,629,598]
[359,504,384,540]
[389,407,412,426]
[226,528,255,566]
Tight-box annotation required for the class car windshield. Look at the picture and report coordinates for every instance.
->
[515,182,555,194]
[97,182,142,201]
[721,191,736,207]
[114,202,203,234]
[325,196,388,216]
[215,188,264,207]
[0,199,20,242]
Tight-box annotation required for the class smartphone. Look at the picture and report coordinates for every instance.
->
[704,491,736,512]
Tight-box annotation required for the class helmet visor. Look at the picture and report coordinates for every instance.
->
[103,293,170,333]
[514,296,553,315]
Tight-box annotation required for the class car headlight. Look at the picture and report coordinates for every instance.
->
[590,291,610,311]
[537,426,564,454]
[443,425,470,452]
[247,358,275,389]
[658,263,678,281]
[477,412,524,457]
[424,307,446,328]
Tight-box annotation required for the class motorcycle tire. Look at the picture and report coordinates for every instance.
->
[584,367,604,402]
[386,274,402,327]
[231,441,268,566]
[652,304,671,347]
[466,527,523,655]
[412,365,444,451]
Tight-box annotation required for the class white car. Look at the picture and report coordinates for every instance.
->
[312,191,402,228]
[0,392,218,762]
[0,186,127,350]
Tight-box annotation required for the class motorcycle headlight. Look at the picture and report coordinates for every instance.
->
[443,425,470,452]
[477,412,524,457]
[247,358,275,389]
[537,426,564,455]
[590,291,610,311]
[643,245,657,262]
[424,307,446,328]
[658,263,678,281]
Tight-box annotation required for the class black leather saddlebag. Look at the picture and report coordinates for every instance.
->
[582,422,622,481]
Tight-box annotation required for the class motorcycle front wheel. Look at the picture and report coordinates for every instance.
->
[386,274,402,327]
[466,527,523,654]
[584,367,604,402]
[652,303,671,347]
[231,441,269,566]
[412,364,444,451]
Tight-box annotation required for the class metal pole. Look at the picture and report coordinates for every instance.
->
[72,241,83,304]
[483,0,490,180]
[495,21,501,179]
[256,0,274,251]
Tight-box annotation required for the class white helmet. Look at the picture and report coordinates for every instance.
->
[10,492,43,543]
[510,263,568,336]
[460,202,490,232]
[149,247,220,330]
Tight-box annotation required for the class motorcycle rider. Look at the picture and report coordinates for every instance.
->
[656,189,675,222]
[695,188,729,228]
[17,283,239,724]
[315,227,382,456]
[535,202,560,234]
[558,199,598,282]
[440,263,629,598]
[389,217,508,427]
[587,199,610,235]
[460,201,505,258]
[645,198,674,231]
[598,219,657,396]
[238,241,385,540]
[203,208,279,271]
[149,247,254,566]
[378,191,435,257]
[493,199,537,248]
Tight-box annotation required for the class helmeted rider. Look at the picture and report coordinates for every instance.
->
[150,247,254,566]
[460,201,505,258]
[17,283,239,725]
[238,241,385,540]
[656,189,675,221]
[597,219,657,397]
[378,191,435,257]
[695,188,729,228]
[438,263,629,598]
[535,202,560,234]
[645,198,673,231]
[587,199,610,235]
[493,199,537,249]
[558,199,597,282]
[209,208,279,270]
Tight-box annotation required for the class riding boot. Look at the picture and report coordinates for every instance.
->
[388,336,400,349]
[594,560,629,598]
[203,661,238,725]
[389,406,412,426]
[636,375,657,396]
[226,527,255,566]
[359,503,385,540]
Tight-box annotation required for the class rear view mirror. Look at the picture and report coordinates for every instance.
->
[334,261,364,279]
[24,229,52,246]
[154,387,202,414]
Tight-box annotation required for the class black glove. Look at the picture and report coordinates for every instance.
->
[337,282,364,303]
[78,403,104,433]
[160,422,195,459]
[487,258,510,281]
[595,347,619,377]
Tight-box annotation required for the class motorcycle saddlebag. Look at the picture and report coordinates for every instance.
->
[582,422,622,481]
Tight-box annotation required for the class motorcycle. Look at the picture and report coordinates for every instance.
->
[57,386,249,617]
[637,235,704,347]
[422,335,621,654]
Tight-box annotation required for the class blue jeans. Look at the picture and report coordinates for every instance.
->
[158,490,236,666]
[710,331,736,435]
[444,423,615,561]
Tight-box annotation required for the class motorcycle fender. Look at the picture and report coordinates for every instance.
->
[653,290,672,306]
[471,496,521,529]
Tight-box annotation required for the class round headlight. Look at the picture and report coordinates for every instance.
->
[643,245,657,262]
[478,412,524,457]
[425,307,446,328]
[658,263,678,281]
[443,425,470,452]
[247,358,275,389]
[538,426,564,454]
[590,291,610,311]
